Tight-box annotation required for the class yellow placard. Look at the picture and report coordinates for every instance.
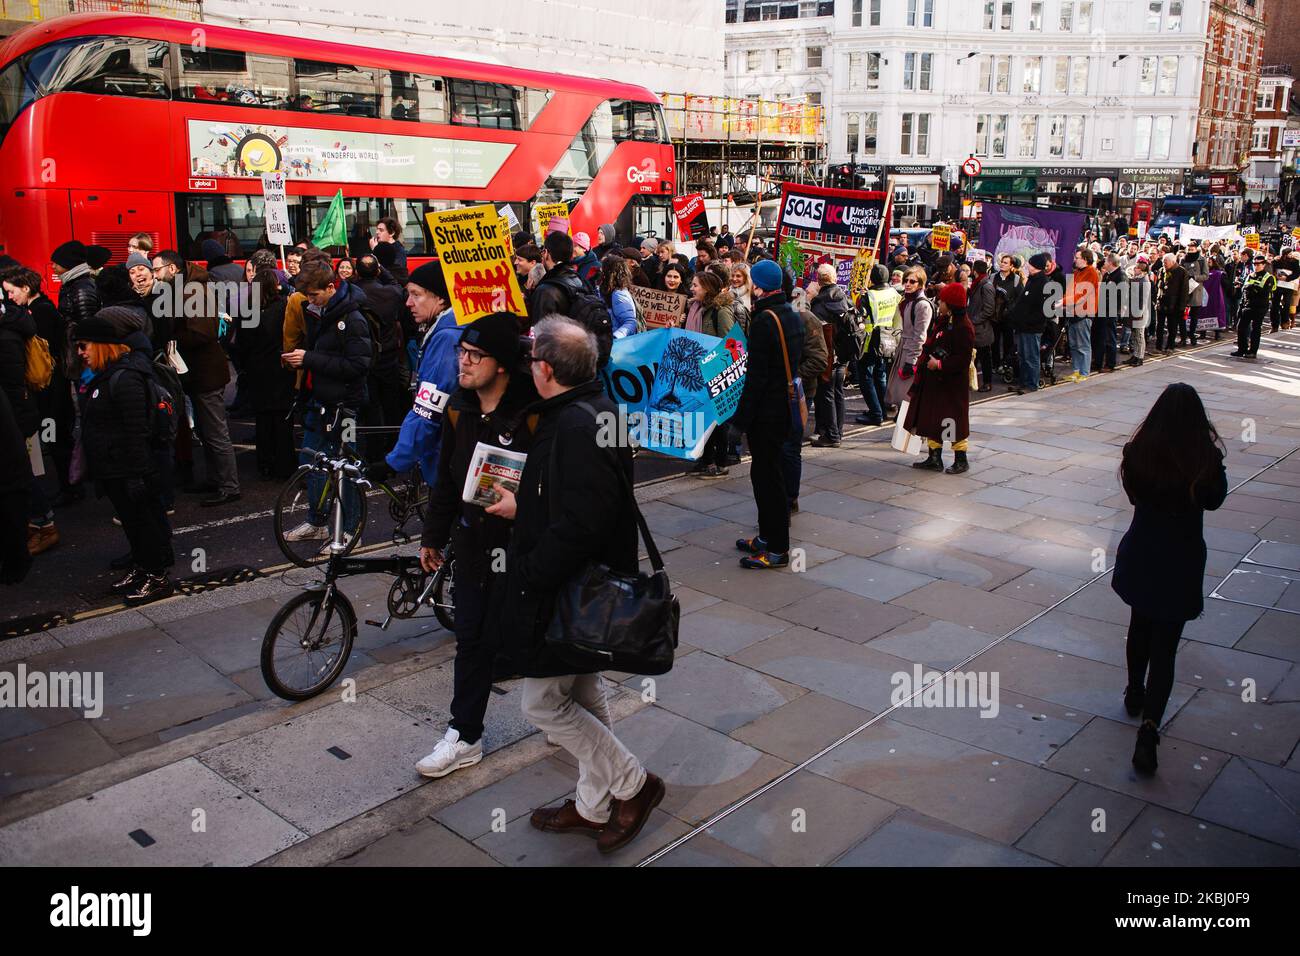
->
[931,223,952,252]
[1244,232,1260,250]
[425,204,527,326]
[1291,227,1300,240]
[848,249,875,300]
[534,202,571,239]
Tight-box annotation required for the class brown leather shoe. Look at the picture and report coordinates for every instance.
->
[529,799,604,837]
[27,524,59,556]
[597,772,665,855]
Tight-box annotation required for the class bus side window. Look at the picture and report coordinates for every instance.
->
[56,37,170,99]
[383,71,445,123]
[295,60,378,116]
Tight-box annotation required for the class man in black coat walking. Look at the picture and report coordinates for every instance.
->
[491,315,664,855]
[733,258,802,569]
[1009,253,1054,393]
[415,313,537,779]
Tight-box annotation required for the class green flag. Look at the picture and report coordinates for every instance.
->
[310,190,347,249]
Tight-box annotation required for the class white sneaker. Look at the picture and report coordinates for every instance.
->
[415,728,483,778]
[318,532,353,555]
[284,521,330,542]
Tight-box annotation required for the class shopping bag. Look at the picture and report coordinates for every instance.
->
[891,399,924,455]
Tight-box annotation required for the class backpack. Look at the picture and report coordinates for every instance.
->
[24,334,54,391]
[110,365,178,450]
[357,302,400,366]
[149,351,185,414]
[543,274,613,366]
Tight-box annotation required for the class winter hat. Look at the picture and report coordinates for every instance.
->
[372,241,398,268]
[86,245,112,269]
[870,263,889,287]
[201,238,227,263]
[640,237,659,252]
[408,261,449,301]
[939,282,968,311]
[76,308,140,342]
[598,224,617,246]
[51,240,88,269]
[460,312,522,368]
[572,231,591,254]
[750,258,783,291]
[512,230,536,251]
[1028,252,1051,270]
[126,251,152,271]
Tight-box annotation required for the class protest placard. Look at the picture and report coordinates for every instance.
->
[1244,232,1260,250]
[673,193,710,241]
[260,172,291,246]
[631,285,687,329]
[498,205,521,233]
[700,324,748,423]
[930,223,952,252]
[425,204,526,325]
[534,202,570,237]
[848,248,875,299]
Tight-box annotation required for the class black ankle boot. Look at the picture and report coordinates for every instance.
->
[1123,685,1145,718]
[945,450,969,474]
[912,447,944,471]
[1132,720,1159,775]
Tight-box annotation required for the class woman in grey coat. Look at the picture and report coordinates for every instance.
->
[885,266,933,410]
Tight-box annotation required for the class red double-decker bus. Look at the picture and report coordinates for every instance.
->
[0,13,676,281]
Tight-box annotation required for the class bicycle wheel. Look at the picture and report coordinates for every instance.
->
[431,557,455,632]
[273,465,368,568]
[387,475,430,529]
[261,589,357,701]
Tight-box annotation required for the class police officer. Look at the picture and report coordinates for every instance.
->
[1231,255,1277,359]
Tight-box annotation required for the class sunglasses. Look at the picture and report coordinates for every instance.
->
[903,278,920,284]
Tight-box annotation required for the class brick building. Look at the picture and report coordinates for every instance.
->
[1194,0,1267,211]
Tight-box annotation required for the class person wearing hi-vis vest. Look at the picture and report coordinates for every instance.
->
[855,264,901,425]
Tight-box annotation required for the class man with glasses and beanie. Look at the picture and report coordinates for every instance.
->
[733,258,802,570]
[415,312,537,778]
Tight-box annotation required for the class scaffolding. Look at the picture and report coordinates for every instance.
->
[659,93,826,232]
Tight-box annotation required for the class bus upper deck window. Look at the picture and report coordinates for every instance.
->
[179,48,290,107]
[383,71,445,123]
[38,37,170,100]
[295,60,378,117]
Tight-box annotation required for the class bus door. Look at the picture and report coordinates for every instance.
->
[70,190,172,265]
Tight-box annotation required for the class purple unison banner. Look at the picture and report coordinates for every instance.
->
[979,203,1087,275]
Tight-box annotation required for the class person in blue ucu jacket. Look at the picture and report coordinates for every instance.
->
[386,262,461,485]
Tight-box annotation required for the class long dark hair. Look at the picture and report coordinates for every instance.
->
[1120,383,1225,505]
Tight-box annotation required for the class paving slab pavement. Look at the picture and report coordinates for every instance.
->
[2,331,1299,867]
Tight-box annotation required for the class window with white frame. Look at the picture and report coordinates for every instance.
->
[847,113,860,153]
[1135,116,1152,157]
[1152,115,1171,158]
[1060,1,1073,31]
[1070,57,1088,94]
[1029,1,1043,30]
[1053,57,1068,94]
[864,51,881,89]
[1001,1,1014,29]
[806,91,822,106]
[983,1,995,29]
[995,55,1010,93]
[1252,126,1269,150]
[1077,1,1092,32]
[900,112,930,155]
[807,46,823,69]
[1023,56,1042,93]
[746,50,762,72]
[852,0,862,27]
[1020,114,1039,157]
[1158,56,1178,94]
[1048,115,1066,156]
[1257,87,1273,110]
[907,0,934,27]
[1146,1,1162,31]
[870,0,881,25]
[863,112,878,155]
[904,52,933,92]
[1138,56,1157,95]
[976,114,1009,158]
[776,48,792,71]
[1066,116,1084,157]
[1167,0,1182,31]
[849,52,865,90]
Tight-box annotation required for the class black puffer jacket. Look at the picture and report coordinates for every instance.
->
[240,296,296,412]
[302,281,372,408]
[80,348,157,481]
[0,308,39,437]
[493,380,637,678]
[355,277,410,379]
[1010,270,1053,335]
[529,263,586,324]
[57,270,101,377]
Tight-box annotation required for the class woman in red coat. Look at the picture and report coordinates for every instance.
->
[904,282,974,474]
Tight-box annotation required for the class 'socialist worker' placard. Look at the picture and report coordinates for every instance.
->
[425,204,526,326]
[534,202,571,238]
[930,223,952,252]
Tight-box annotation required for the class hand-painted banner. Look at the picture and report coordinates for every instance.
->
[425,204,526,325]
[630,286,687,329]
[600,328,741,460]
[978,202,1087,275]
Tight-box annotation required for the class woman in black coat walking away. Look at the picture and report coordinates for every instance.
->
[241,270,298,479]
[1111,383,1227,775]
[76,310,176,606]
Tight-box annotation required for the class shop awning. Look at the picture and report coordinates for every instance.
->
[972,177,1037,195]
